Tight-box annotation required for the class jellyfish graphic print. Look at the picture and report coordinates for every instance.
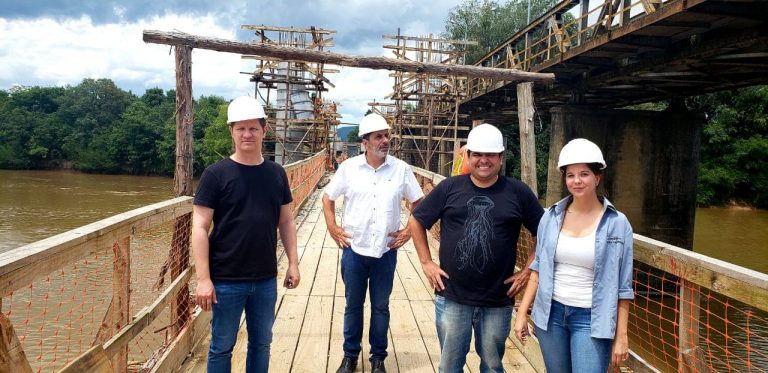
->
[456,195,495,273]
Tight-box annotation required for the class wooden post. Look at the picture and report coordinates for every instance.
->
[0,312,33,373]
[439,140,448,176]
[171,44,193,338]
[517,82,537,196]
[111,237,130,372]
[579,0,589,45]
[678,280,706,373]
[622,0,632,26]
[175,45,194,198]
[426,97,434,171]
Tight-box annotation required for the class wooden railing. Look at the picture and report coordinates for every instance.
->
[0,197,194,373]
[0,151,328,373]
[284,150,327,219]
[465,0,691,100]
[411,166,768,373]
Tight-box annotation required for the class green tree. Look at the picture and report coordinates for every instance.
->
[347,127,360,143]
[201,104,232,167]
[443,0,557,64]
[110,98,168,174]
[10,86,65,114]
[689,86,768,207]
[57,79,135,168]
[193,95,227,174]
[0,86,68,167]
[0,105,33,168]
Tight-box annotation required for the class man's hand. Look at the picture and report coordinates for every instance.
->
[504,268,531,297]
[387,228,411,249]
[196,278,217,311]
[283,263,300,289]
[421,261,449,291]
[330,225,352,248]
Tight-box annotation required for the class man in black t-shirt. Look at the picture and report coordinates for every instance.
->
[409,124,543,373]
[192,96,300,373]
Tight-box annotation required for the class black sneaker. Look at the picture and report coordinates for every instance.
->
[336,357,357,373]
[371,359,386,373]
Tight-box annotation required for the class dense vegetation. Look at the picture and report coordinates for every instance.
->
[0,79,228,176]
[687,88,768,208]
[1,80,766,207]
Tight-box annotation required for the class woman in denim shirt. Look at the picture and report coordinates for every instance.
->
[513,139,634,373]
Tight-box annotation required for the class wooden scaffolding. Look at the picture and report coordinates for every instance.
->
[380,32,478,175]
[241,25,341,165]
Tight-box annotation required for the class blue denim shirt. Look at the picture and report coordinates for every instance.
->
[529,196,634,339]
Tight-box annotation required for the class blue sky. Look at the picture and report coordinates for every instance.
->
[0,0,465,124]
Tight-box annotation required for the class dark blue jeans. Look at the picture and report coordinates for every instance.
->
[340,248,397,361]
[207,278,277,373]
[534,299,613,373]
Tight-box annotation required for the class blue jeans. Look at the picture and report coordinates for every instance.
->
[340,248,397,361]
[435,295,512,373]
[207,278,277,373]
[534,300,612,373]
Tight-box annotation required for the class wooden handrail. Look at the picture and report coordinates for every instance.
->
[0,197,193,297]
[634,235,768,312]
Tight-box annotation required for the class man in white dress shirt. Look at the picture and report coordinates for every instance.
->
[323,113,424,373]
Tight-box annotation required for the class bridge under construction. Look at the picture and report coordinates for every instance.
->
[1,0,767,371]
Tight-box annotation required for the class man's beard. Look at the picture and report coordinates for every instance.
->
[370,146,389,158]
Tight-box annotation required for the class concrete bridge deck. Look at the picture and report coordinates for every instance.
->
[179,188,536,373]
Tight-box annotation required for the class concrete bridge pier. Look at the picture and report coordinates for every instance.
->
[546,105,703,250]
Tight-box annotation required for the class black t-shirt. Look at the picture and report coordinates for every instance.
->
[193,158,293,281]
[412,175,543,307]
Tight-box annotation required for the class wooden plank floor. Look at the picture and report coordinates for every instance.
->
[180,188,537,373]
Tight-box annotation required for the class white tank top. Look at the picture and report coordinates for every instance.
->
[552,230,596,308]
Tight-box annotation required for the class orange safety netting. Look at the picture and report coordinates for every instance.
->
[630,264,768,372]
[1,213,193,372]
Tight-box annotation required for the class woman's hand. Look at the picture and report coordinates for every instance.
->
[513,311,531,344]
[611,332,629,367]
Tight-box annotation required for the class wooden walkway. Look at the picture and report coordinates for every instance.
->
[179,188,536,373]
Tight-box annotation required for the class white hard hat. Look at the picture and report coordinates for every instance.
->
[227,96,266,124]
[557,138,606,169]
[359,113,390,137]
[465,123,504,153]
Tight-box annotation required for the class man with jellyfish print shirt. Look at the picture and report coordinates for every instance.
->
[409,123,544,373]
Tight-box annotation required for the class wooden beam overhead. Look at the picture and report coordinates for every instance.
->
[143,30,555,82]
[241,25,336,34]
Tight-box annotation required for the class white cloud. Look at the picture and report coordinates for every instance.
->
[0,13,241,96]
[0,0,466,123]
[326,67,392,125]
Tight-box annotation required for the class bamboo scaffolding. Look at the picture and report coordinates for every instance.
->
[376,31,478,175]
[238,25,341,164]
